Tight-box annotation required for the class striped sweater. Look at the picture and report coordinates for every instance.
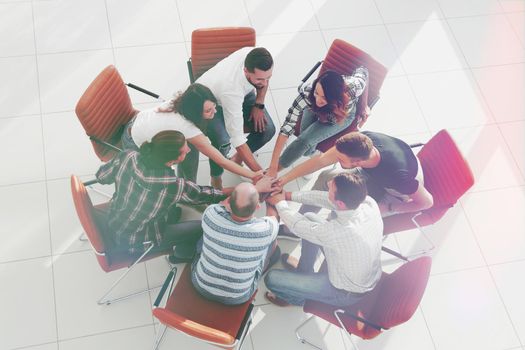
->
[192,204,278,301]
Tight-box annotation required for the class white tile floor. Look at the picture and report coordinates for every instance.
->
[0,0,524,349]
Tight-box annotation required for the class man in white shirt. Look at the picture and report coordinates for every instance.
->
[196,47,276,188]
[264,172,383,307]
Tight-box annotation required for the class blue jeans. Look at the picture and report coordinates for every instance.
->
[264,268,364,307]
[207,92,276,177]
[279,107,355,168]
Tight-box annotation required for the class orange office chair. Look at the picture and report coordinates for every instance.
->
[75,65,140,162]
[152,265,255,350]
[296,256,432,350]
[187,27,256,83]
[70,175,172,305]
[294,39,388,152]
[381,130,475,261]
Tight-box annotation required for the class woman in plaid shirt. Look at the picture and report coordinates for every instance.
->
[267,68,369,177]
[96,130,229,261]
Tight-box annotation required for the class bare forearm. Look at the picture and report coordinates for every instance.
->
[280,148,337,185]
[237,143,262,171]
[255,85,268,103]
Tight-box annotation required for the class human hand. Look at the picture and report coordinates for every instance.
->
[357,105,370,129]
[250,106,267,132]
[266,166,278,178]
[266,192,285,206]
[254,175,279,193]
[251,170,265,183]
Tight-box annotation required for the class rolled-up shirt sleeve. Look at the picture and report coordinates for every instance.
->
[221,92,248,148]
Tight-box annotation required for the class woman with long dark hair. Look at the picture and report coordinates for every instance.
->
[122,83,261,185]
[267,68,369,177]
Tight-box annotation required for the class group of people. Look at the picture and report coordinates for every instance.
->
[96,46,434,308]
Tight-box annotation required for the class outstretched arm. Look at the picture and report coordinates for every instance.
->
[189,135,259,179]
[278,146,339,185]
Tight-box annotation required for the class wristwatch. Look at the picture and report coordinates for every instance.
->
[253,103,265,110]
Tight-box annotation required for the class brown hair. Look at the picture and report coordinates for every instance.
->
[308,70,350,123]
[333,172,368,210]
[168,83,217,132]
[335,132,373,160]
[139,130,186,168]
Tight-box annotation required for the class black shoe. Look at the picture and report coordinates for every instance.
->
[277,224,300,241]
[168,254,193,264]
[263,245,281,274]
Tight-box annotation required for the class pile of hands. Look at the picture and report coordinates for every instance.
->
[252,171,286,206]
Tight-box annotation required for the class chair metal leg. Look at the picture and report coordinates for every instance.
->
[152,324,167,350]
[97,243,156,305]
[334,310,359,350]
[88,186,113,199]
[78,233,88,242]
[295,314,323,350]
[382,212,436,262]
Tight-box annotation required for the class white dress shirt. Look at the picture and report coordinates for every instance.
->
[196,47,255,148]
[275,191,383,293]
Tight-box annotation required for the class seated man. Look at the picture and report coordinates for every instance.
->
[196,46,276,189]
[277,131,433,271]
[279,131,434,216]
[96,130,230,262]
[191,180,280,305]
[264,172,383,307]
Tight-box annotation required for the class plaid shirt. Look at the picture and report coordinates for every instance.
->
[279,66,369,136]
[96,151,225,253]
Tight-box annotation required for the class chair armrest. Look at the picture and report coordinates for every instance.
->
[334,309,383,332]
[302,61,323,83]
[235,303,254,340]
[83,178,99,186]
[154,267,177,307]
[125,83,161,100]
[187,59,195,84]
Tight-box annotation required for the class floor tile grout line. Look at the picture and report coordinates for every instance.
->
[55,322,155,345]
[172,0,189,58]
[371,2,436,346]
[499,9,525,50]
[102,0,117,65]
[27,0,62,347]
[457,196,524,347]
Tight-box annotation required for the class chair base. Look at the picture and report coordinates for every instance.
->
[97,242,163,305]
[295,313,359,350]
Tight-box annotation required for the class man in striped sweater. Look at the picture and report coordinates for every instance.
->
[191,180,280,305]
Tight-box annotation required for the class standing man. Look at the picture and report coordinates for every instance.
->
[196,47,276,189]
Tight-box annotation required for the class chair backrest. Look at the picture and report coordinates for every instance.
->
[303,257,432,340]
[190,27,256,82]
[320,39,388,107]
[70,175,111,270]
[417,129,474,209]
[382,130,474,234]
[153,265,255,346]
[362,256,432,332]
[75,65,138,162]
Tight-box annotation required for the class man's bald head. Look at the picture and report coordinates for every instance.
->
[230,182,259,218]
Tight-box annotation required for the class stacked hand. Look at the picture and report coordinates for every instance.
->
[254,175,280,193]
[266,191,285,206]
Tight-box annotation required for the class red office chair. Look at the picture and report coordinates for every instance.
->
[152,265,256,350]
[70,175,172,305]
[296,256,432,350]
[294,39,388,152]
[381,130,475,261]
[188,27,256,83]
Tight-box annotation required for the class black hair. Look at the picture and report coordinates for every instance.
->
[170,83,217,132]
[244,47,273,72]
